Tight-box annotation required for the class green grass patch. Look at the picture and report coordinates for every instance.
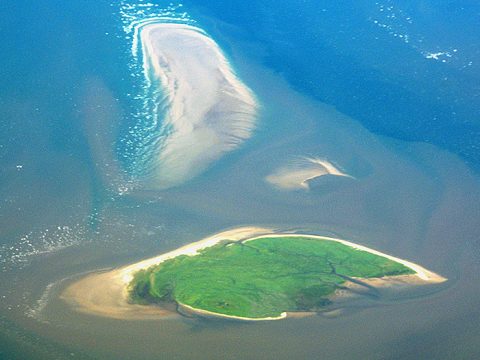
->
[128,236,414,318]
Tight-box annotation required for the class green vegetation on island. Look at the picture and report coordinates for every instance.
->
[129,236,414,319]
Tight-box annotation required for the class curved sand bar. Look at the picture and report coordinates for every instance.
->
[139,23,258,189]
[266,157,353,190]
[61,227,446,321]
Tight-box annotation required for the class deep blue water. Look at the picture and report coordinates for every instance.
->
[186,0,480,168]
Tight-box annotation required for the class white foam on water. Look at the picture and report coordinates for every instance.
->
[370,3,464,65]
[0,225,87,272]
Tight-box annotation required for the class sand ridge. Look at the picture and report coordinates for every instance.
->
[266,157,354,190]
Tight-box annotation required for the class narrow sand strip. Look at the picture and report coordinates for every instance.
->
[61,227,446,321]
[178,303,287,321]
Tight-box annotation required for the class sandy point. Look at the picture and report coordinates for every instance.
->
[60,270,176,320]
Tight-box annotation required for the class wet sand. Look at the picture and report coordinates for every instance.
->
[61,271,175,320]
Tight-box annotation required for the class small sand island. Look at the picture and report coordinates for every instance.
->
[61,227,447,321]
[266,157,353,191]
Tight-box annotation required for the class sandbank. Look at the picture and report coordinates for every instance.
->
[138,23,258,189]
[266,157,353,190]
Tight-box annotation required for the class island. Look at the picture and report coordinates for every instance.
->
[61,227,447,321]
[127,231,446,320]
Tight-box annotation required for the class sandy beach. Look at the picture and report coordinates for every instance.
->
[61,270,175,320]
[60,227,446,321]
[178,303,287,321]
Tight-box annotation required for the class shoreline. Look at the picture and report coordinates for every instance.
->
[178,303,288,322]
[60,226,447,321]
